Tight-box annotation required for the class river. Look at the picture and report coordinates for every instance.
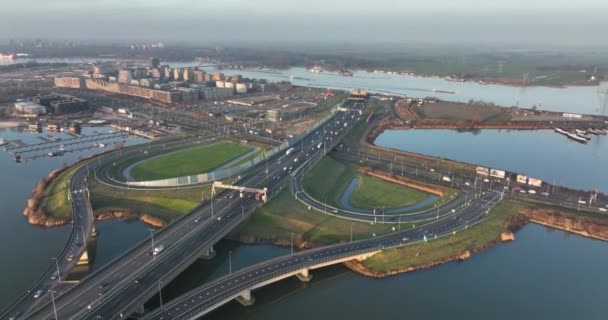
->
[3,57,608,115]
[198,225,608,320]
[1,59,608,317]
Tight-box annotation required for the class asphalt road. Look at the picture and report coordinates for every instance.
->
[142,189,502,320]
[20,105,361,320]
[0,136,216,320]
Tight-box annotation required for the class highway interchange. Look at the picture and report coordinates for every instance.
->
[5,98,594,320]
[5,103,360,319]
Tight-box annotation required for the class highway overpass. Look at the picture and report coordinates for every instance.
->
[142,191,502,320]
[9,102,360,319]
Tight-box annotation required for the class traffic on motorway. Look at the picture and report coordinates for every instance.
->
[14,102,363,319]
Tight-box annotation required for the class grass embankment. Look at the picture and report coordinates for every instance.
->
[39,161,92,220]
[361,200,522,273]
[349,174,429,209]
[239,189,425,245]
[302,156,441,210]
[89,178,210,222]
[130,143,252,180]
[301,156,356,208]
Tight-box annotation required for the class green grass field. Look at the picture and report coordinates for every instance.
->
[301,156,355,208]
[89,177,210,222]
[40,160,93,219]
[239,189,427,245]
[130,143,252,180]
[349,175,429,209]
[361,200,521,273]
[302,156,435,210]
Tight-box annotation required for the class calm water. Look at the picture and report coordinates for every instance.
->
[0,126,147,310]
[376,129,608,193]
[3,57,608,115]
[204,225,608,320]
[192,66,608,116]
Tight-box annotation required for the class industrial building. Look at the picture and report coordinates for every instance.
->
[118,69,133,84]
[53,77,84,89]
[14,101,47,115]
[32,94,89,114]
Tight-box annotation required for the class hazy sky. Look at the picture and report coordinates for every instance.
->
[2,0,608,47]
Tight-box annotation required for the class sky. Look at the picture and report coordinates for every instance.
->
[1,0,608,47]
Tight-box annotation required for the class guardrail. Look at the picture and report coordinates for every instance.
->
[125,104,342,188]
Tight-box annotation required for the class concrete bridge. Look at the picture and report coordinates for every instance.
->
[145,248,380,320]
[3,104,358,320]
[143,190,502,320]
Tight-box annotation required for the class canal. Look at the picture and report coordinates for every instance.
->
[375,129,608,193]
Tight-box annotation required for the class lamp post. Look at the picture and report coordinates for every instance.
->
[228,250,233,275]
[50,290,58,320]
[149,229,156,262]
[158,280,164,309]
[51,257,61,283]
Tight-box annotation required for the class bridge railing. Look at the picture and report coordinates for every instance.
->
[145,246,381,319]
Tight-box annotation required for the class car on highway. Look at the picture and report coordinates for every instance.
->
[599,208,607,212]
[33,289,45,299]
[67,254,74,261]
[483,178,490,183]
[194,216,202,223]
[217,216,222,221]
[464,181,471,186]
[153,245,165,256]
[8,311,21,320]
[401,237,409,242]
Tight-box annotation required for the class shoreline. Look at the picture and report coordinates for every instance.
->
[342,207,608,278]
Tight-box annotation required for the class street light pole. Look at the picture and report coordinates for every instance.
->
[50,290,58,320]
[350,223,353,242]
[158,280,164,309]
[211,192,214,218]
[52,257,61,282]
[149,229,156,262]
[229,250,232,275]
[291,232,294,256]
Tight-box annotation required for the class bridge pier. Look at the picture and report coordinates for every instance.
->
[235,289,255,307]
[135,303,145,315]
[295,268,313,282]
[76,250,90,266]
[199,245,216,260]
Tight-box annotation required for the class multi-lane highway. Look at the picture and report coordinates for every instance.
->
[11,104,358,319]
[0,136,219,320]
[142,188,501,319]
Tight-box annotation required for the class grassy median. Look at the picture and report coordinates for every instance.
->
[302,156,439,210]
[130,142,252,180]
[240,189,427,245]
[40,160,93,220]
[349,174,429,209]
[88,177,210,222]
